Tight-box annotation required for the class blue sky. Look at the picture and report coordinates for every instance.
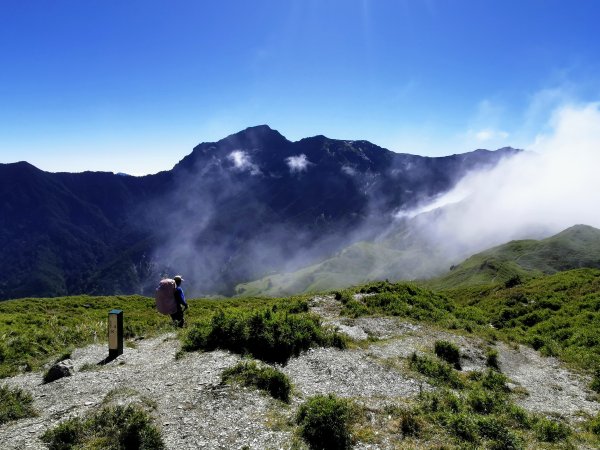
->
[1,0,599,175]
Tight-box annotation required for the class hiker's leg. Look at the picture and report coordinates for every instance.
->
[170,310,183,327]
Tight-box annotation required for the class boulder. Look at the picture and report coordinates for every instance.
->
[43,360,73,383]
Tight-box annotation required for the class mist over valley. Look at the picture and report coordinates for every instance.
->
[1,125,518,300]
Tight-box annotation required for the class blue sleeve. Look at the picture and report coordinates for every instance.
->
[175,287,187,306]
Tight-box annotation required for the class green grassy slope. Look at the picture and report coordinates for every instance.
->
[237,224,600,297]
[427,224,600,290]
[236,239,446,297]
[446,268,600,370]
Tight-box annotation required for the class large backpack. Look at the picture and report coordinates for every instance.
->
[155,279,177,315]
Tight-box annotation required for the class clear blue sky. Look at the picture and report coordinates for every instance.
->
[1,0,599,175]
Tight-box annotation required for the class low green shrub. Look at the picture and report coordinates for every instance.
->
[412,371,535,448]
[488,431,523,450]
[333,290,353,304]
[448,412,478,442]
[409,352,464,388]
[587,412,600,435]
[476,416,508,440]
[480,369,509,392]
[296,394,353,450]
[399,408,423,437]
[341,299,369,318]
[434,340,461,369]
[534,417,571,442]
[339,281,455,324]
[0,385,36,425]
[590,369,600,393]
[505,404,533,429]
[418,389,463,414]
[468,387,504,415]
[221,360,291,402]
[41,405,164,450]
[486,348,500,370]
[183,306,347,364]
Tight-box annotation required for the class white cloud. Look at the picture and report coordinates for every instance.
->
[474,128,509,142]
[286,154,312,173]
[227,150,261,175]
[402,102,600,257]
[341,165,357,176]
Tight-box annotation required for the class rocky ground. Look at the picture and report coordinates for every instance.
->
[1,295,598,449]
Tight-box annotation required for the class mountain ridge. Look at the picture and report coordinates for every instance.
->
[0,126,520,300]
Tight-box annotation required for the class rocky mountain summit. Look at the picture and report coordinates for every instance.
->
[1,295,597,449]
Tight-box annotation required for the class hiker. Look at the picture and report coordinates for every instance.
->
[171,275,188,328]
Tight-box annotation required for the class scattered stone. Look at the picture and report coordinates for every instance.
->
[43,360,73,383]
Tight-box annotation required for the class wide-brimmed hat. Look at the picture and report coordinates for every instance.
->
[173,275,184,282]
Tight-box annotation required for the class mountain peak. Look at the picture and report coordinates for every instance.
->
[224,124,286,141]
[554,224,600,239]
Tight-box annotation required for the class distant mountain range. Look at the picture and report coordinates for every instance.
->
[0,125,520,300]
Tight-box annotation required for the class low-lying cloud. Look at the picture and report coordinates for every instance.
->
[228,150,261,175]
[403,103,600,257]
[285,154,311,173]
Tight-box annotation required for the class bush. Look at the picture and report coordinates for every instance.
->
[506,404,533,429]
[183,307,346,364]
[409,352,464,388]
[221,360,291,402]
[480,369,509,393]
[418,389,463,414]
[590,369,600,393]
[534,417,571,442]
[486,348,500,370]
[504,275,522,288]
[333,291,353,304]
[399,408,423,437]
[296,394,353,450]
[434,340,461,370]
[448,413,478,442]
[488,431,523,450]
[341,299,369,318]
[0,384,36,425]
[476,416,508,440]
[41,405,164,450]
[468,388,504,415]
[587,412,600,435]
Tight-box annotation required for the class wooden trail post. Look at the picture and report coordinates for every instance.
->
[108,309,123,359]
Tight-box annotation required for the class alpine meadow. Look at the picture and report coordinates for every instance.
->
[3,2,600,449]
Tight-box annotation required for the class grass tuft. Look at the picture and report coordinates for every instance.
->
[0,384,36,425]
[296,394,354,450]
[409,352,464,389]
[434,340,461,370]
[221,360,291,402]
[534,416,571,442]
[41,404,164,450]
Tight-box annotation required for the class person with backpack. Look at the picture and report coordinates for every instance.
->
[155,275,188,327]
[171,275,188,327]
